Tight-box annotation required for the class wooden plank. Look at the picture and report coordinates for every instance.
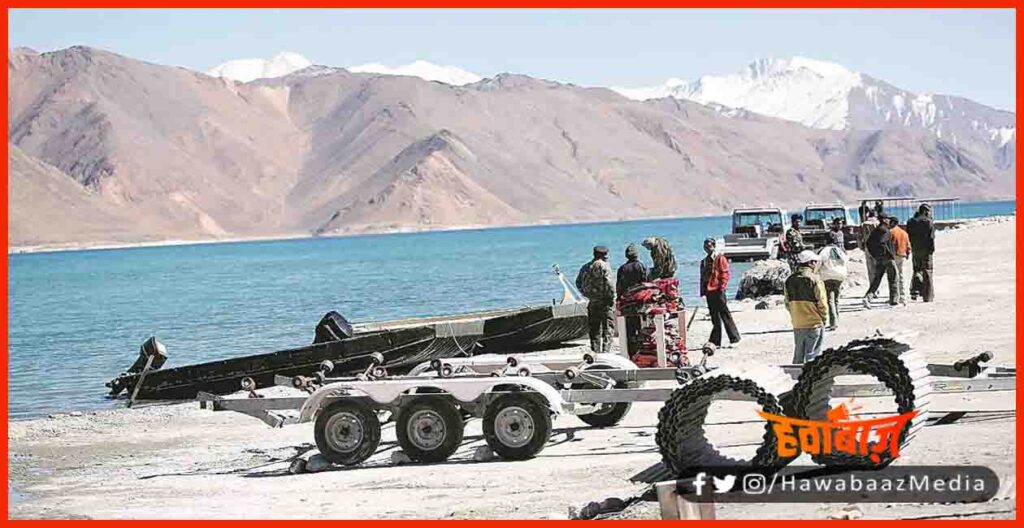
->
[655,481,716,520]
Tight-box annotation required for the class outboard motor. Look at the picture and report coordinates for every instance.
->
[128,336,168,373]
[106,337,168,397]
[313,311,354,344]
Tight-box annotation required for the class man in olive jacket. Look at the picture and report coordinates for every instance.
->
[576,246,616,354]
[642,236,677,280]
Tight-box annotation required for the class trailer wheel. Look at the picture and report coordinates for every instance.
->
[576,365,632,428]
[483,393,552,460]
[577,400,631,428]
[396,396,465,463]
[314,400,381,466]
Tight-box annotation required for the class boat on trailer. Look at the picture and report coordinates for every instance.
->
[106,268,589,402]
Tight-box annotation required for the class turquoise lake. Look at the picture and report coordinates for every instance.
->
[7,200,1015,418]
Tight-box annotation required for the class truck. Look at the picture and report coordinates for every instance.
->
[800,203,859,250]
[718,207,787,262]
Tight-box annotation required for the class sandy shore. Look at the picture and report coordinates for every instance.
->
[8,216,1016,519]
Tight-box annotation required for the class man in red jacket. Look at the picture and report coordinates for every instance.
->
[700,237,741,348]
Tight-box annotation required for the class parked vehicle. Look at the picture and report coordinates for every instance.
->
[719,207,787,261]
[802,203,859,250]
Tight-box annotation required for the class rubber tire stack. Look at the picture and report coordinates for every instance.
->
[656,366,795,477]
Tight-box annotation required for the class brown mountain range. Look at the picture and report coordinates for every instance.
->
[7,46,1015,248]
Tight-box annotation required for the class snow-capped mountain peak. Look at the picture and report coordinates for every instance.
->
[613,56,1014,156]
[208,52,312,83]
[614,56,864,130]
[743,56,857,80]
[346,60,482,86]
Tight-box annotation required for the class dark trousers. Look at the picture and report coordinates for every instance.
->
[705,290,740,346]
[824,280,842,327]
[865,258,897,303]
[624,316,641,356]
[911,253,934,302]
[587,302,614,354]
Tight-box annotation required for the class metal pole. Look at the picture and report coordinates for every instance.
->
[655,314,667,368]
[127,354,156,408]
[686,306,700,331]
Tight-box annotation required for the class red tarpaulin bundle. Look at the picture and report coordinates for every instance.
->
[617,278,687,368]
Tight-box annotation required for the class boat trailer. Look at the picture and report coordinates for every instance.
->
[197,339,1013,471]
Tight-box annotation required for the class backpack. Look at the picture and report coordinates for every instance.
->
[818,246,848,282]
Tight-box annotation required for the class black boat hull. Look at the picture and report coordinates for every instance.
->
[107,327,446,400]
[477,303,588,351]
[107,303,587,401]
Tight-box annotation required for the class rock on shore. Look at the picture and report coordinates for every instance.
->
[736,259,790,300]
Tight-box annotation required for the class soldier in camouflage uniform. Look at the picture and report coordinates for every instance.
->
[575,246,616,354]
[642,236,677,280]
[782,214,805,272]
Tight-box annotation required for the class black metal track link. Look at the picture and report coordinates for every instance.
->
[789,337,930,468]
[655,368,792,478]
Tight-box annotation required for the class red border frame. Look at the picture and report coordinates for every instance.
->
[1,2,1019,522]
[2,1,1022,7]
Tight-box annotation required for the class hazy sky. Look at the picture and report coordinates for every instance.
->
[8,8,1016,110]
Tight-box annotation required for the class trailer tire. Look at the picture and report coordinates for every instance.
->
[314,400,381,466]
[483,393,552,460]
[575,365,632,428]
[577,401,631,428]
[396,396,465,463]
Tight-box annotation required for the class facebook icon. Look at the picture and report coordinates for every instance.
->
[692,472,708,496]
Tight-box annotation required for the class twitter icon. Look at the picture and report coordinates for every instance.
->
[713,474,736,493]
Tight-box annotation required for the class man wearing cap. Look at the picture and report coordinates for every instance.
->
[617,243,648,355]
[617,243,648,296]
[785,250,829,363]
[700,237,740,348]
[906,204,936,302]
[576,246,616,354]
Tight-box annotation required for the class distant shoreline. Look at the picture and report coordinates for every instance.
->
[8,198,1016,256]
[7,211,730,255]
